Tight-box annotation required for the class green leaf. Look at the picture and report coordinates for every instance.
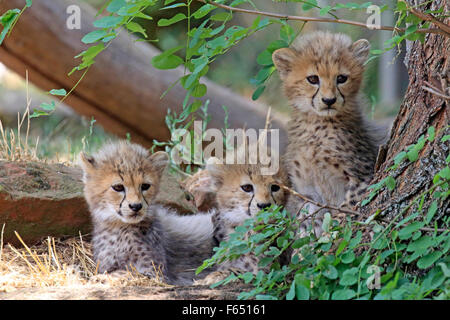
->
[407,236,433,254]
[323,264,338,279]
[74,43,105,71]
[193,4,215,19]
[151,46,184,70]
[0,9,20,45]
[295,284,310,300]
[286,280,296,300]
[29,110,49,118]
[396,1,407,11]
[292,237,310,249]
[394,151,407,165]
[438,262,450,277]
[341,250,355,264]
[302,0,318,11]
[331,288,356,300]
[82,43,105,60]
[152,54,183,70]
[93,15,124,28]
[49,89,67,96]
[336,240,348,255]
[417,251,443,269]
[280,23,294,43]
[425,201,438,224]
[438,167,450,180]
[319,5,332,16]
[340,267,359,286]
[322,212,331,233]
[210,12,232,22]
[407,149,419,162]
[191,56,208,75]
[107,0,127,13]
[427,126,435,141]
[26,0,32,7]
[267,40,289,53]
[349,231,362,249]
[158,13,186,27]
[191,84,207,98]
[39,101,55,112]
[252,85,265,101]
[161,3,187,10]
[385,176,396,191]
[399,221,425,240]
[81,29,109,44]
[126,22,147,37]
[256,50,273,66]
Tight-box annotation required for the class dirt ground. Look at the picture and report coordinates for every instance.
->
[0,235,248,300]
[0,284,245,300]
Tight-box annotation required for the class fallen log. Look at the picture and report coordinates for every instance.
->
[0,0,287,148]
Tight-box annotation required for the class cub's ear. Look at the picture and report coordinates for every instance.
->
[79,152,96,173]
[149,151,169,176]
[272,48,297,79]
[351,39,370,65]
[205,157,224,191]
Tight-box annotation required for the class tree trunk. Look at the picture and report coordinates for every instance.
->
[360,0,449,221]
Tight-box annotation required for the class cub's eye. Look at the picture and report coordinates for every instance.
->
[241,184,254,193]
[337,75,348,84]
[112,184,124,192]
[141,183,151,191]
[307,75,320,85]
[271,184,281,192]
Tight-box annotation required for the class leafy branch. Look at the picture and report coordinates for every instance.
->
[196,0,449,37]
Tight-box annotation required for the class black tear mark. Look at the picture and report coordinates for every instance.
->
[337,87,346,105]
[247,194,254,216]
[141,188,149,207]
[270,192,277,205]
[119,192,126,209]
[311,86,320,109]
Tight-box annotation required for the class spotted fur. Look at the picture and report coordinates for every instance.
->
[80,141,215,285]
[272,32,388,231]
[201,154,289,274]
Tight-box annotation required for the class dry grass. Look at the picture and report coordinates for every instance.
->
[0,226,168,294]
[0,71,38,162]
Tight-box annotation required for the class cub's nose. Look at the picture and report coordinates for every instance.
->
[129,203,143,212]
[257,203,272,210]
[322,97,337,106]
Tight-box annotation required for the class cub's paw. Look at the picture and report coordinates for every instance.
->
[194,270,232,286]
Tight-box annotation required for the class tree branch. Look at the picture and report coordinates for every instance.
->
[281,185,360,217]
[196,0,449,37]
[408,6,450,35]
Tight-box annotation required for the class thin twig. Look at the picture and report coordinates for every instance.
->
[422,80,450,100]
[408,6,450,35]
[281,185,360,216]
[422,86,450,100]
[196,0,448,37]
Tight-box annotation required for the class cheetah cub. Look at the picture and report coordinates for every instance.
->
[192,155,289,278]
[80,141,214,285]
[272,31,387,216]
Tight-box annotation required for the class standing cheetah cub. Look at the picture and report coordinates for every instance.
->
[80,141,215,285]
[272,31,387,215]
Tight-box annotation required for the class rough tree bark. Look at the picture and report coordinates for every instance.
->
[360,0,449,221]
